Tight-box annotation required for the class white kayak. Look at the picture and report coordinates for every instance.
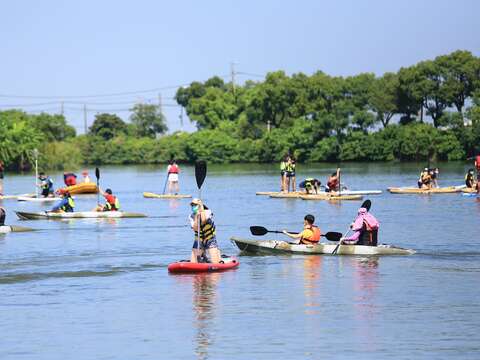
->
[15,211,147,220]
[231,237,415,256]
[17,196,62,202]
[0,225,35,233]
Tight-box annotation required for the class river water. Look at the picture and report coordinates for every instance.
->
[0,162,479,360]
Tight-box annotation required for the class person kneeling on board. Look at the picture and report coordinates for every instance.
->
[417,168,432,189]
[51,191,75,213]
[95,188,120,212]
[0,207,6,226]
[465,169,476,189]
[325,168,340,192]
[340,207,379,246]
[282,214,321,245]
[190,198,221,264]
[299,178,321,194]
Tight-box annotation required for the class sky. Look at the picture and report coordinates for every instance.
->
[1,0,479,134]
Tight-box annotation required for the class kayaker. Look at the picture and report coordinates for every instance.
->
[282,214,321,245]
[417,168,432,189]
[95,188,120,212]
[167,160,180,194]
[299,178,321,194]
[38,173,54,197]
[82,170,91,183]
[465,169,475,188]
[280,155,288,192]
[326,168,340,192]
[0,160,4,196]
[340,207,379,246]
[285,156,296,192]
[0,207,5,226]
[51,191,75,213]
[189,198,221,264]
[63,172,77,186]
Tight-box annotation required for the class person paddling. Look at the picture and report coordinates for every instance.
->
[283,214,321,245]
[189,198,221,263]
[340,207,379,246]
[63,172,77,186]
[38,172,54,198]
[95,188,120,212]
[280,155,288,192]
[51,191,75,213]
[417,167,432,189]
[167,160,180,194]
[299,178,321,194]
[326,168,340,192]
[285,156,296,192]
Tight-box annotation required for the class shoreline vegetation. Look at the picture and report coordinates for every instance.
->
[1,50,479,171]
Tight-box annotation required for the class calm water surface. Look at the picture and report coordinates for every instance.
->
[1,163,479,359]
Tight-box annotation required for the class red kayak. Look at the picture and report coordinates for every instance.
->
[168,257,240,273]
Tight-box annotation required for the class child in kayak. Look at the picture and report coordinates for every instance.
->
[51,191,75,213]
[340,207,379,246]
[38,173,55,197]
[95,188,120,211]
[282,214,321,245]
[189,198,221,263]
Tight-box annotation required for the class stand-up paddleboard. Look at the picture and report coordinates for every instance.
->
[17,196,62,202]
[388,185,465,194]
[15,211,147,220]
[300,194,363,201]
[0,225,35,233]
[168,256,240,273]
[0,193,36,200]
[143,192,192,199]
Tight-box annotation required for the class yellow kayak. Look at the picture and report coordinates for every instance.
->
[143,192,192,199]
[57,182,98,195]
[388,186,464,194]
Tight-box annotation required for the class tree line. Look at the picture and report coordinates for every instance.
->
[1,50,479,170]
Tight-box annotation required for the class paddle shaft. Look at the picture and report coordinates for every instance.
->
[162,167,169,194]
[95,168,100,205]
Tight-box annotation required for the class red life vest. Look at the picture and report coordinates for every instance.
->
[168,164,179,174]
[476,155,480,171]
[65,175,77,186]
[327,178,338,190]
[301,225,321,244]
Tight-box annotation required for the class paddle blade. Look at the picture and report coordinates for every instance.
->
[95,167,100,180]
[361,199,371,211]
[324,231,342,242]
[250,226,269,236]
[195,161,207,189]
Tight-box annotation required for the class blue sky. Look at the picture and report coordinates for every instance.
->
[1,0,479,133]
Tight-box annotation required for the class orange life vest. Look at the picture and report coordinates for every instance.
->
[476,155,480,171]
[301,225,321,244]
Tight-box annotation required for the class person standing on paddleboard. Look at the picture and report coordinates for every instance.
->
[283,214,321,245]
[167,160,180,194]
[189,198,221,263]
[340,207,379,246]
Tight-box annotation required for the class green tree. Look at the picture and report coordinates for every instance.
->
[32,113,76,141]
[89,113,127,140]
[130,103,167,138]
[369,73,400,127]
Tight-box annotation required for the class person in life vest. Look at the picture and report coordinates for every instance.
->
[465,169,475,189]
[63,172,77,186]
[475,155,480,194]
[326,168,340,192]
[283,214,322,245]
[430,167,440,188]
[340,207,380,246]
[417,167,432,189]
[51,191,75,213]
[95,188,120,212]
[0,207,6,226]
[38,172,55,197]
[280,155,288,192]
[299,178,322,194]
[82,170,91,183]
[285,156,296,192]
[167,160,180,194]
[189,198,221,263]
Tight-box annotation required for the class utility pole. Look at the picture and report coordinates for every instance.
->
[267,120,271,133]
[83,104,87,134]
[158,92,162,111]
[60,101,64,115]
[230,62,236,97]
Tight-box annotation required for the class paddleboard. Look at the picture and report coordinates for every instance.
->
[17,196,62,202]
[15,211,147,220]
[387,185,465,194]
[0,193,36,200]
[143,192,192,199]
[168,256,240,273]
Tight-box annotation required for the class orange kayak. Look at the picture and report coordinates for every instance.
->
[57,182,98,195]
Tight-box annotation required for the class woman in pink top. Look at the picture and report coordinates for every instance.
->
[341,207,379,246]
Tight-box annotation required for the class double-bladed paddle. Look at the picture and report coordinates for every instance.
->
[250,226,343,242]
[332,199,372,255]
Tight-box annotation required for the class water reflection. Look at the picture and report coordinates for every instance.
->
[168,199,181,211]
[302,256,322,315]
[192,273,220,360]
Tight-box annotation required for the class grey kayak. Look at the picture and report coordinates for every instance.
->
[15,211,147,220]
[230,237,415,256]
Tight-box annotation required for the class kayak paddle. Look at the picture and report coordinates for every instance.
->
[249,226,342,242]
[332,199,372,255]
[95,167,100,205]
[162,163,169,195]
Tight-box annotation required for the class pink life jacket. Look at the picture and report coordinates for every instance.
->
[351,208,380,231]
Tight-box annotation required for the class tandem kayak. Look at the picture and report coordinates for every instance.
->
[15,211,147,220]
[0,225,35,233]
[17,196,62,202]
[168,256,240,273]
[230,237,415,256]
[57,182,98,195]
[387,185,465,194]
[143,192,192,199]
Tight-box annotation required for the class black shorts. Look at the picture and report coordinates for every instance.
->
[41,188,53,197]
[286,171,295,178]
